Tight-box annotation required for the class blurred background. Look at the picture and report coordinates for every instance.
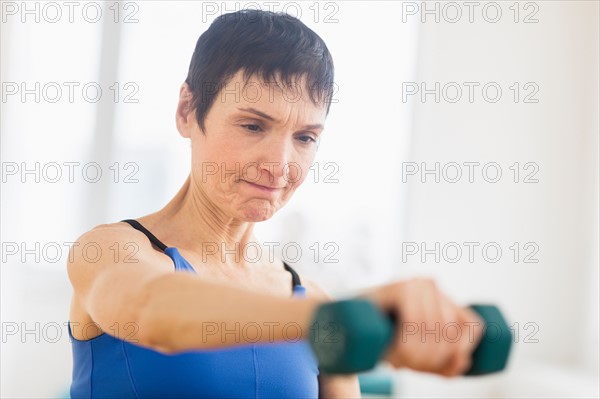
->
[1,1,598,397]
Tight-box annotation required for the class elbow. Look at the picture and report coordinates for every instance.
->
[135,317,178,355]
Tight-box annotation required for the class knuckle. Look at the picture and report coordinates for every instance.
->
[418,277,437,288]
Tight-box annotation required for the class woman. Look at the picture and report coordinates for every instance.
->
[67,9,483,398]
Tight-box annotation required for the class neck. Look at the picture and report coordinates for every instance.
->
[142,174,265,269]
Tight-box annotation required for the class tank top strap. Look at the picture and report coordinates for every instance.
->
[283,261,301,287]
[120,219,304,295]
[120,219,167,252]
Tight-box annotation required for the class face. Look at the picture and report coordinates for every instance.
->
[177,70,328,222]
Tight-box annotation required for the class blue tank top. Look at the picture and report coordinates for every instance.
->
[68,219,320,398]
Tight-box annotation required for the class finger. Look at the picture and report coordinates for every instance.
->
[458,305,485,356]
[435,296,481,377]
[382,322,406,369]
[436,291,463,372]
[418,279,447,371]
[389,279,436,371]
[381,282,410,369]
[435,306,484,377]
[413,280,434,367]
[439,351,472,377]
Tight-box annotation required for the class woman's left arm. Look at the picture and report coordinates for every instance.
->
[304,279,362,399]
[318,374,361,399]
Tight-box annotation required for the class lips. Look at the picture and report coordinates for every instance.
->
[242,180,284,189]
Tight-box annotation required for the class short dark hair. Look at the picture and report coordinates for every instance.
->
[184,9,335,132]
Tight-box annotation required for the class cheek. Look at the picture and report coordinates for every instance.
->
[285,162,302,184]
[286,159,314,189]
[192,154,239,195]
[197,140,244,180]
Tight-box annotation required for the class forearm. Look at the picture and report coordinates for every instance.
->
[319,374,362,398]
[136,273,324,353]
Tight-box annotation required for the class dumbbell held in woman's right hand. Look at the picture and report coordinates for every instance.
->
[308,282,512,376]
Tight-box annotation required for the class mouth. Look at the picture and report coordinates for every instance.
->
[241,180,284,192]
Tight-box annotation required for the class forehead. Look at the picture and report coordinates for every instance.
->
[215,70,328,121]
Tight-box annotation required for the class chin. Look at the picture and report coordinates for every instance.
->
[239,205,276,222]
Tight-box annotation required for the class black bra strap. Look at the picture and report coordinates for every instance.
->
[283,261,301,288]
[121,219,168,252]
[121,219,301,289]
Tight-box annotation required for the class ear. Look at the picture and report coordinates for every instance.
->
[176,83,197,138]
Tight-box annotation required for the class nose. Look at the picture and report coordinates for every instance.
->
[255,135,297,188]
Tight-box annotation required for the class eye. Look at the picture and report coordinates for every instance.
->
[297,135,317,144]
[241,124,262,133]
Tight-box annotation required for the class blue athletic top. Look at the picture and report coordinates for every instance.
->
[68,219,320,398]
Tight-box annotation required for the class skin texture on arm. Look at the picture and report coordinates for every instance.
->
[137,271,323,353]
[67,224,325,354]
[304,279,362,399]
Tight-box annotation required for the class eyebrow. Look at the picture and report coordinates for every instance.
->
[237,107,324,131]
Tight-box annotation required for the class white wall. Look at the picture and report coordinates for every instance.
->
[394,1,599,397]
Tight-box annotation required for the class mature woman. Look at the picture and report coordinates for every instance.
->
[67,9,483,398]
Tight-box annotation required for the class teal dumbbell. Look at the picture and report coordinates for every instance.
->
[309,299,512,375]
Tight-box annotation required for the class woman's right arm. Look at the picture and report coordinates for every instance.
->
[69,225,484,376]
[67,225,324,353]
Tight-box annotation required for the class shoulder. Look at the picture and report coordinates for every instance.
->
[68,221,157,265]
[66,221,170,292]
[302,277,335,302]
[72,221,146,248]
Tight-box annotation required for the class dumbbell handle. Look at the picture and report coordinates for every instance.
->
[309,299,512,375]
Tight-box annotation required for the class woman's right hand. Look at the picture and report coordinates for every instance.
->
[362,278,485,377]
